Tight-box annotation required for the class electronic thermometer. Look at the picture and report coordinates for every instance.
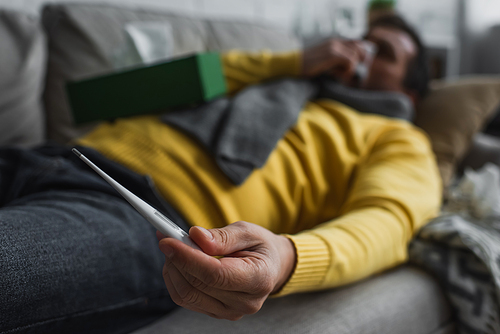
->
[72,148,200,250]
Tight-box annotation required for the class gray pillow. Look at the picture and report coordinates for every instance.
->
[0,10,46,147]
[41,3,300,144]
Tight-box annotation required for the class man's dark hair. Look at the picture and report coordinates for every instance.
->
[369,15,429,100]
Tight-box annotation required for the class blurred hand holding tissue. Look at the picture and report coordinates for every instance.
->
[112,21,175,69]
[445,163,500,219]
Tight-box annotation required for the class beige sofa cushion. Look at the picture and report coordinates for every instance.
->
[0,10,46,147]
[414,77,500,188]
[41,3,300,144]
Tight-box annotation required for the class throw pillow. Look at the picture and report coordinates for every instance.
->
[414,77,500,188]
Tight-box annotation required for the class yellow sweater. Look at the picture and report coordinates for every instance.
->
[77,50,442,297]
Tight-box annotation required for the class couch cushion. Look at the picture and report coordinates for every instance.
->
[131,265,455,334]
[0,10,46,147]
[41,3,300,144]
[414,77,500,188]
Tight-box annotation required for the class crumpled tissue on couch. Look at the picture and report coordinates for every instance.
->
[410,163,500,334]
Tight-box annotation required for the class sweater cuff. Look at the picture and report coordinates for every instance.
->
[267,51,302,78]
[273,232,330,297]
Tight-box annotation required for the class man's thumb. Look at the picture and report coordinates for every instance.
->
[189,222,257,256]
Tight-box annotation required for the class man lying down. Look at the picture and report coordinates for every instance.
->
[0,15,441,333]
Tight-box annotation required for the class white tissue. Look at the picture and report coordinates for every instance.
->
[446,163,500,219]
[112,21,175,69]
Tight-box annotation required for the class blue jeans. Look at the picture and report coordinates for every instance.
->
[0,145,184,333]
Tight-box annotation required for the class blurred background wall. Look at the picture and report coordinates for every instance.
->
[0,0,499,79]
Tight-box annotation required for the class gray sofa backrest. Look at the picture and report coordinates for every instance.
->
[41,3,301,144]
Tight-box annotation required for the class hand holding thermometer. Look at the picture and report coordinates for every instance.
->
[72,148,201,251]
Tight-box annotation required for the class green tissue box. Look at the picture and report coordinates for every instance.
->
[66,52,227,124]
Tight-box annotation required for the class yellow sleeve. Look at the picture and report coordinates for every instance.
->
[276,125,442,296]
[221,50,302,94]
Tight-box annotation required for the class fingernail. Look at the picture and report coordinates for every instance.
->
[197,226,213,240]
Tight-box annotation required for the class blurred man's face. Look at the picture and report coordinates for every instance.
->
[363,26,417,95]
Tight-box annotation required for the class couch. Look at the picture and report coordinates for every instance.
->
[2,3,500,333]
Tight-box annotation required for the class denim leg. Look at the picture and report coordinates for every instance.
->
[0,147,177,334]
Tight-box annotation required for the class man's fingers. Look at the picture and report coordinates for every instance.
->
[334,43,359,69]
[164,259,249,320]
[344,40,369,62]
[156,230,167,242]
[354,41,369,62]
[315,40,360,82]
[160,235,270,294]
[162,263,220,318]
[302,38,369,79]
[160,236,241,290]
[165,262,219,308]
[189,221,263,256]
[159,237,223,286]
[181,265,265,316]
